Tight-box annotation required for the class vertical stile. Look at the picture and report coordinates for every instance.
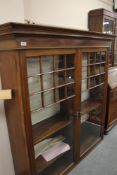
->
[39,56,44,108]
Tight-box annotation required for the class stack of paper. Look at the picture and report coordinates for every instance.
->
[41,141,70,161]
[34,135,65,159]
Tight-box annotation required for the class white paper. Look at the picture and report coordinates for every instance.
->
[41,142,70,161]
[34,135,65,159]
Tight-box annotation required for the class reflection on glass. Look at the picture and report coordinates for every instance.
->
[31,104,60,125]
[54,55,65,70]
[28,76,41,94]
[43,74,53,90]
[114,54,117,64]
[89,53,95,64]
[27,58,40,76]
[80,113,101,155]
[95,65,100,74]
[89,106,102,124]
[89,65,95,76]
[82,79,87,92]
[55,71,65,86]
[56,87,65,101]
[27,54,75,138]
[90,85,104,101]
[30,94,42,111]
[66,70,74,83]
[89,77,95,87]
[114,38,117,65]
[95,76,100,85]
[42,56,53,73]
[103,19,113,34]
[82,66,87,79]
[100,75,105,83]
[100,64,105,73]
[44,90,54,106]
[66,54,74,68]
[67,85,74,97]
[96,52,100,63]
[101,52,106,62]
[82,52,87,66]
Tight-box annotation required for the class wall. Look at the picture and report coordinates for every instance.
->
[0,0,24,24]
[0,0,113,175]
[0,0,24,175]
[24,0,113,30]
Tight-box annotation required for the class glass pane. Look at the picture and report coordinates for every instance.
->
[103,18,114,34]
[114,38,117,65]
[80,86,104,156]
[82,52,88,66]
[34,124,74,174]
[28,76,41,94]
[100,63,105,73]
[30,94,42,111]
[82,79,87,92]
[95,65,100,74]
[43,74,53,90]
[89,53,95,64]
[66,70,74,83]
[66,54,74,68]
[31,103,60,125]
[88,65,95,76]
[54,55,65,70]
[56,87,65,101]
[96,52,100,63]
[41,56,53,73]
[67,84,75,97]
[100,74,105,83]
[90,85,104,101]
[55,71,65,86]
[101,52,106,62]
[89,77,95,88]
[81,91,89,102]
[44,90,54,106]
[27,58,40,76]
[114,54,117,64]
[80,114,101,155]
[82,66,87,79]
[95,75,101,85]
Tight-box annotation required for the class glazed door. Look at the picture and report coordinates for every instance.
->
[103,17,115,66]
[79,49,108,158]
[22,49,80,175]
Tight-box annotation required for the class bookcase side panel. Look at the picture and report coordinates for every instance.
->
[0,51,32,175]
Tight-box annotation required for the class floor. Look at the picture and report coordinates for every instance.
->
[69,125,117,175]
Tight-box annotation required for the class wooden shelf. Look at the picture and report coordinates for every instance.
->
[80,121,101,156]
[33,116,72,144]
[81,100,101,115]
[38,150,74,175]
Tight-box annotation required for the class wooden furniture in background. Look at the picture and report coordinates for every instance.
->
[105,66,117,133]
[0,23,113,175]
[88,8,117,67]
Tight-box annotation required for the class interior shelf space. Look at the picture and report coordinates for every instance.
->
[80,121,101,156]
[37,149,74,175]
[32,116,72,144]
[81,100,102,115]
